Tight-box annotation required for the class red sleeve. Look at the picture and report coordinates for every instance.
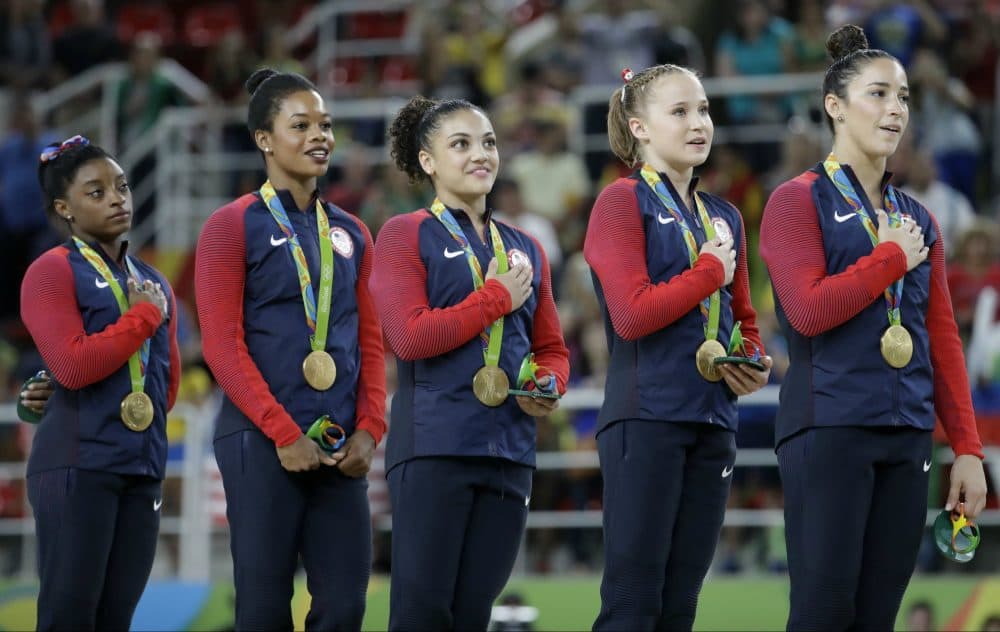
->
[20,249,164,390]
[926,215,983,458]
[370,212,512,362]
[347,215,387,445]
[525,235,570,394]
[583,180,726,342]
[759,176,909,337]
[730,211,764,354]
[195,202,302,447]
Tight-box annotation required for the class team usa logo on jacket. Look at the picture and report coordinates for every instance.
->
[711,217,733,242]
[508,248,532,275]
[329,226,354,258]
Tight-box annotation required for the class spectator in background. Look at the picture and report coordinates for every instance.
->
[910,47,983,205]
[535,0,586,94]
[789,0,830,72]
[323,146,373,214]
[863,0,946,68]
[983,616,1000,632]
[260,25,305,77]
[947,222,1000,343]
[651,0,706,73]
[357,165,426,239]
[52,0,122,80]
[715,0,795,125]
[205,30,261,198]
[579,0,658,87]
[115,32,185,227]
[0,93,59,331]
[898,145,975,250]
[950,2,998,137]
[491,178,563,278]
[507,117,591,253]
[0,0,51,89]
[904,600,935,632]
[491,60,570,153]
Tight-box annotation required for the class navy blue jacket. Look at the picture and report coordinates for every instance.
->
[21,241,179,479]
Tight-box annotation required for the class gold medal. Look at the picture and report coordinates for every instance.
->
[303,350,337,391]
[121,392,154,431]
[696,340,727,382]
[880,324,913,368]
[473,365,510,407]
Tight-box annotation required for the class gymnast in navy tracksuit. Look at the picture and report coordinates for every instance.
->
[371,96,570,631]
[195,69,386,631]
[760,26,987,631]
[584,65,772,631]
[21,137,179,631]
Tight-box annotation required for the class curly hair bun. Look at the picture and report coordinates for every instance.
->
[826,25,869,62]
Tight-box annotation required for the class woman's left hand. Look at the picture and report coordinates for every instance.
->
[718,355,773,396]
[515,376,561,417]
[947,454,988,518]
[333,429,376,477]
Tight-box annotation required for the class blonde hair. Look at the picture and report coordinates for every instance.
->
[607,64,699,168]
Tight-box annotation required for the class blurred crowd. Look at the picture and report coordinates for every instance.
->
[1,0,999,577]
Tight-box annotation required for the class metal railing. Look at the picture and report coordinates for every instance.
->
[2,386,998,581]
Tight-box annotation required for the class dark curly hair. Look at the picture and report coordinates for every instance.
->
[822,25,899,133]
[387,95,485,184]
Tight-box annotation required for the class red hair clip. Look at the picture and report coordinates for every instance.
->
[621,68,634,82]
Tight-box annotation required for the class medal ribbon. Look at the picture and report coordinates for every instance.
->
[429,198,508,368]
[72,237,150,394]
[822,155,904,327]
[260,181,334,353]
[639,165,721,341]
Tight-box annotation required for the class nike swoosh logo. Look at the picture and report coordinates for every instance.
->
[722,465,734,478]
[834,211,857,223]
[923,460,932,472]
[270,235,288,246]
[657,213,676,225]
[153,498,163,511]
[444,248,464,259]
[95,278,109,289]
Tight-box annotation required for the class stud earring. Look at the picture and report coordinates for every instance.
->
[837,115,845,123]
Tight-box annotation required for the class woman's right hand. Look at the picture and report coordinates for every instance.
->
[20,372,53,415]
[275,434,338,472]
[485,258,533,312]
[877,209,928,271]
[699,237,736,286]
[128,278,168,321]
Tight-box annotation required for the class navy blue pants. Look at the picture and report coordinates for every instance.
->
[595,420,736,632]
[387,456,532,631]
[215,430,372,632]
[27,467,161,631]
[777,426,933,631]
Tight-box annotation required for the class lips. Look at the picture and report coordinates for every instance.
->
[305,147,330,160]
[879,125,901,134]
[109,211,131,221]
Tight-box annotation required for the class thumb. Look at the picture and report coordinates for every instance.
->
[945,473,963,511]
[486,257,498,278]
[875,208,888,228]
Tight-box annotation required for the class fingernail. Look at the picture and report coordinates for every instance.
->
[945,503,953,510]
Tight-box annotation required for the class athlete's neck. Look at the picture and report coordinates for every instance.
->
[436,190,488,240]
[643,157,694,207]
[830,141,888,205]
[74,229,127,264]
[266,171,317,211]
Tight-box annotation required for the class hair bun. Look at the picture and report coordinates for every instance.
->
[826,24,869,62]
[245,68,278,96]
